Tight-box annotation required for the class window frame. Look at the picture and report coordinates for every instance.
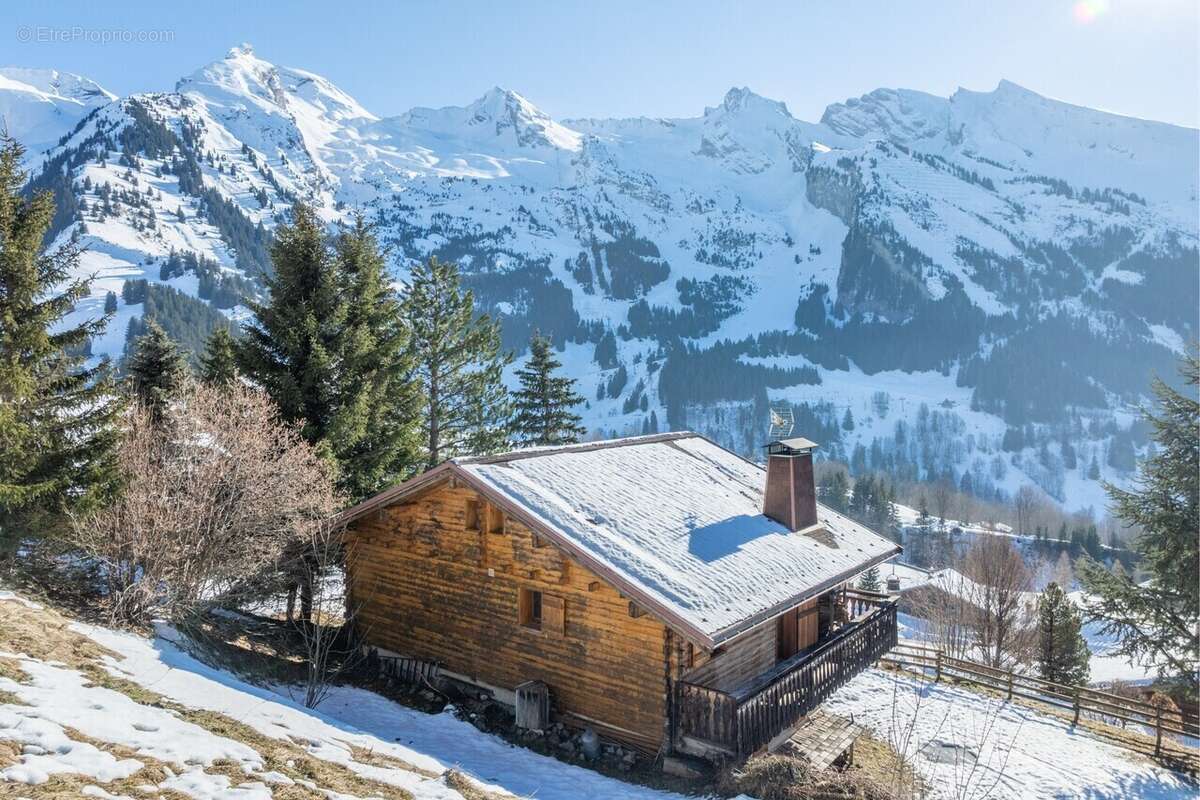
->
[519,587,543,630]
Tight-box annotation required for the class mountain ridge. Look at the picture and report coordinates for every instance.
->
[8,46,1198,513]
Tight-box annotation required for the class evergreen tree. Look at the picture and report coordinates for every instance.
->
[819,468,850,513]
[1087,456,1101,480]
[238,207,421,500]
[328,213,421,499]
[0,134,122,552]
[402,256,511,468]
[199,328,238,386]
[857,565,881,593]
[1036,582,1091,685]
[842,408,855,431]
[104,290,118,315]
[126,319,188,419]
[239,204,345,447]
[511,332,585,446]
[1079,352,1199,682]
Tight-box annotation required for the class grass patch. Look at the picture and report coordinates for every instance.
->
[444,768,519,800]
[0,594,424,800]
[347,743,441,779]
[0,657,29,685]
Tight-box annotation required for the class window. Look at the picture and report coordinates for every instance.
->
[519,588,543,629]
[489,506,505,534]
[685,643,695,669]
[465,500,481,532]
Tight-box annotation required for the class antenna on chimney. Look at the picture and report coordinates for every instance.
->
[768,401,794,440]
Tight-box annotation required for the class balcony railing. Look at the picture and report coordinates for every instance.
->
[675,595,897,758]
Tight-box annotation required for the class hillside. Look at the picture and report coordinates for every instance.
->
[6,44,1197,511]
[1,590,1192,799]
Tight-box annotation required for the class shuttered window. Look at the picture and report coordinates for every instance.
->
[519,588,565,636]
[519,588,542,629]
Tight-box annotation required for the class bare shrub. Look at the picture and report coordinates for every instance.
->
[905,583,976,661]
[69,382,342,626]
[960,536,1035,667]
[288,520,366,708]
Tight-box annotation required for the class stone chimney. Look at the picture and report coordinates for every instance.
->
[762,437,819,531]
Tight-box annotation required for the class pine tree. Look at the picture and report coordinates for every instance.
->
[1036,582,1091,685]
[1079,352,1199,682]
[0,134,122,553]
[842,408,855,431]
[511,332,585,447]
[327,213,421,499]
[857,565,881,593]
[402,256,511,468]
[238,204,345,448]
[104,291,118,315]
[126,319,188,419]
[238,206,421,500]
[199,328,238,386]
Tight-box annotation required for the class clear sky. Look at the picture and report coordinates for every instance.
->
[3,0,1197,127]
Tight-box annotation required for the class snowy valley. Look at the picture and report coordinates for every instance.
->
[3,44,1197,513]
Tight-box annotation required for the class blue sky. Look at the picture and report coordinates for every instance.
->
[3,0,1196,127]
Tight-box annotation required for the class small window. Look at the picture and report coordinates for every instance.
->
[465,500,481,532]
[685,643,695,669]
[519,588,543,629]
[489,507,505,534]
[531,533,545,549]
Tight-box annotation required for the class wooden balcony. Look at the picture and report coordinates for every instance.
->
[674,591,897,759]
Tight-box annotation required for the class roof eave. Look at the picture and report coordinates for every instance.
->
[706,542,902,648]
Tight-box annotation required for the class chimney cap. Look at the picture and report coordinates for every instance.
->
[765,437,819,455]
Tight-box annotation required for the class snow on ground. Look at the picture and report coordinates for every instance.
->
[3,590,1193,799]
[72,620,686,800]
[825,668,1194,800]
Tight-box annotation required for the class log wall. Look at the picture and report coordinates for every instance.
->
[344,480,671,751]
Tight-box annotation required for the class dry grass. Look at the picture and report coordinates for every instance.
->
[444,768,519,800]
[717,752,904,800]
[0,595,428,800]
[347,743,442,779]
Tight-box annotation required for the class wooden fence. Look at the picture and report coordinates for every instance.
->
[883,641,1199,770]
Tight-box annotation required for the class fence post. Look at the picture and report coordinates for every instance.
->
[1006,669,1014,701]
[1154,705,1163,758]
[935,650,943,683]
[1072,686,1081,726]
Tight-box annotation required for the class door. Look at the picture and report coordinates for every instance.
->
[777,599,820,661]
[777,607,800,660]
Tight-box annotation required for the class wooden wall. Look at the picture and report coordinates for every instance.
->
[683,618,776,695]
[344,480,671,752]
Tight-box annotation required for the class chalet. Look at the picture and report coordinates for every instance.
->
[338,432,901,762]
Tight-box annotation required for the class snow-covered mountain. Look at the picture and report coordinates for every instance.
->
[21,45,1200,512]
[0,67,115,161]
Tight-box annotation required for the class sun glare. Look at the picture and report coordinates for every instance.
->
[1073,0,1110,24]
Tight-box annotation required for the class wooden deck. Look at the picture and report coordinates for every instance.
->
[674,596,897,758]
[776,709,864,771]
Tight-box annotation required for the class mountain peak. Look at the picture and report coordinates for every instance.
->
[711,86,791,119]
[0,67,115,105]
[177,45,375,122]
[424,86,582,151]
[226,42,256,59]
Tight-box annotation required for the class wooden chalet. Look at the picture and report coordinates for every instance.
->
[338,432,901,761]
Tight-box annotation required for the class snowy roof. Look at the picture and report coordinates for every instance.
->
[874,560,934,592]
[341,432,900,648]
